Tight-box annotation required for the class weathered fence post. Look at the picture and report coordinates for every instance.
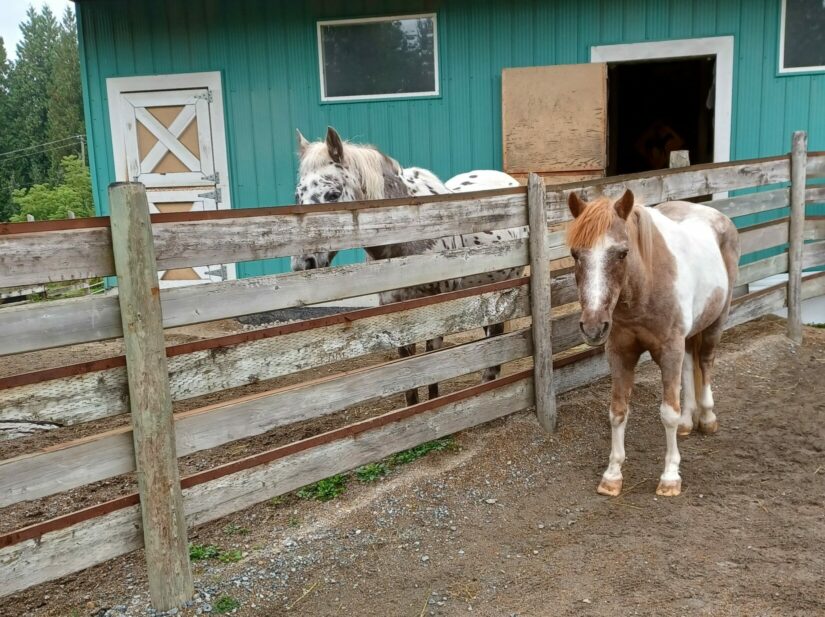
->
[787,131,808,343]
[109,182,194,610]
[669,150,690,168]
[527,173,557,431]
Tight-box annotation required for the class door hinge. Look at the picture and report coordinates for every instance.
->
[198,187,222,203]
[194,90,213,103]
[202,172,220,183]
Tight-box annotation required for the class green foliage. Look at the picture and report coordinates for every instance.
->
[213,595,240,613]
[389,437,456,466]
[189,543,221,561]
[9,155,92,222]
[356,462,388,483]
[297,474,348,502]
[0,6,85,222]
[287,515,301,528]
[217,549,243,563]
[223,523,249,536]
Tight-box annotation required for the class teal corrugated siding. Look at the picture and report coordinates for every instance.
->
[77,0,825,276]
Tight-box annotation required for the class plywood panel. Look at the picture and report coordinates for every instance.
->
[502,63,607,174]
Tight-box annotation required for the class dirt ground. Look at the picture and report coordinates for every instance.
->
[4,317,825,617]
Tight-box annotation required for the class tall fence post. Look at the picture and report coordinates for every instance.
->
[109,182,194,610]
[788,131,808,343]
[527,173,557,431]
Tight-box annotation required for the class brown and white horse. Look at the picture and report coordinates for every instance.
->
[566,190,739,497]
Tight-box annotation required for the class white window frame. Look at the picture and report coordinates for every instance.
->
[316,13,440,102]
[778,0,825,75]
[591,36,734,166]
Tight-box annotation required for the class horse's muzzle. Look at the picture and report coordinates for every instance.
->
[580,320,610,347]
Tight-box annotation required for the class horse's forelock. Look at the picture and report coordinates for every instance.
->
[566,197,654,269]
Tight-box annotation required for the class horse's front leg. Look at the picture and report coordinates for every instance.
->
[481,323,505,382]
[655,341,686,497]
[399,344,419,406]
[425,337,444,399]
[597,346,640,496]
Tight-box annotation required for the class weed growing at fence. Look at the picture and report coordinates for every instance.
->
[189,543,242,564]
[214,595,240,613]
[298,474,348,501]
[356,462,389,483]
[189,544,221,561]
[389,436,456,465]
[223,523,250,536]
[217,549,243,563]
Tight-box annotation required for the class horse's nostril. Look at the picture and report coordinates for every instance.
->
[600,322,610,335]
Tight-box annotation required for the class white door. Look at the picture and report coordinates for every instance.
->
[107,72,235,285]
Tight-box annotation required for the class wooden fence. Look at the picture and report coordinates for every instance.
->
[1,132,824,609]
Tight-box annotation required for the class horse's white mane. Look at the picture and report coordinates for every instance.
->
[300,140,401,200]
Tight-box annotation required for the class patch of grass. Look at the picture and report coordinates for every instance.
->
[189,543,221,561]
[269,495,285,507]
[223,523,249,536]
[811,322,825,328]
[356,462,388,483]
[214,595,240,613]
[217,549,243,563]
[189,543,243,564]
[287,515,301,528]
[389,437,456,466]
[297,474,348,502]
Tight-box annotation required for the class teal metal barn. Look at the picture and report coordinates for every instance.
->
[74,0,825,279]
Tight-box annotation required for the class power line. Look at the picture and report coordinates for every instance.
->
[0,140,83,166]
[0,135,85,159]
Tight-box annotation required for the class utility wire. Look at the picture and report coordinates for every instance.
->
[0,140,83,166]
[0,135,85,159]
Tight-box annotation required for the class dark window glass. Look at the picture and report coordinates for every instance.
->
[783,0,825,70]
[320,16,437,99]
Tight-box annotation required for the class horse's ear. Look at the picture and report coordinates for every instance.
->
[614,189,634,220]
[568,192,586,219]
[325,126,344,164]
[296,129,310,158]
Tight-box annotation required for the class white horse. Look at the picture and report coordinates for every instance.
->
[291,127,525,405]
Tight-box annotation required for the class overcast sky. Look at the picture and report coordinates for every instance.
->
[1,0,73,60]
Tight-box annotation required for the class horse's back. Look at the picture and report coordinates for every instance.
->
[446,170,519,192]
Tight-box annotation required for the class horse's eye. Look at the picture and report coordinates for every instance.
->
[618,250,628,260]
[324,190,341,201]
[571,249,580,261]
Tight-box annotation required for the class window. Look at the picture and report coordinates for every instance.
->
[317,14,439,101]
[779,0,825,74]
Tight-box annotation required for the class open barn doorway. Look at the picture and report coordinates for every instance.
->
[605,57,716,176]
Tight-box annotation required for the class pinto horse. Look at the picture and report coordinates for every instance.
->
[566,190,739,497]
[291,127,525,406]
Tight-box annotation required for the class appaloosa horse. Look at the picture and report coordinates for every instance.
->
[291,127,525,405]
[565,189,739,497]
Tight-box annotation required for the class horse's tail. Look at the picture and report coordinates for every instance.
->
[691,332,704,403]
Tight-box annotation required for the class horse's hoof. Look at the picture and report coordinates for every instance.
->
[597,477,622,496]
[698,419,718,434]
[656,478,682,497]
[677,424,693,437]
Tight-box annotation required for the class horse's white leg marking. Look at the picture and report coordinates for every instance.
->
[698,383,718,433]
[598,410,628,495]
[659,402,682,491]
[679,349,696,436]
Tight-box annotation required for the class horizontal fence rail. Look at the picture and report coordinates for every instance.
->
[2,152,823,289]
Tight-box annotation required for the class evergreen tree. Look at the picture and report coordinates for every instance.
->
[3,6,61,188]
[47,8,84,172]
[0,37,13,221]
